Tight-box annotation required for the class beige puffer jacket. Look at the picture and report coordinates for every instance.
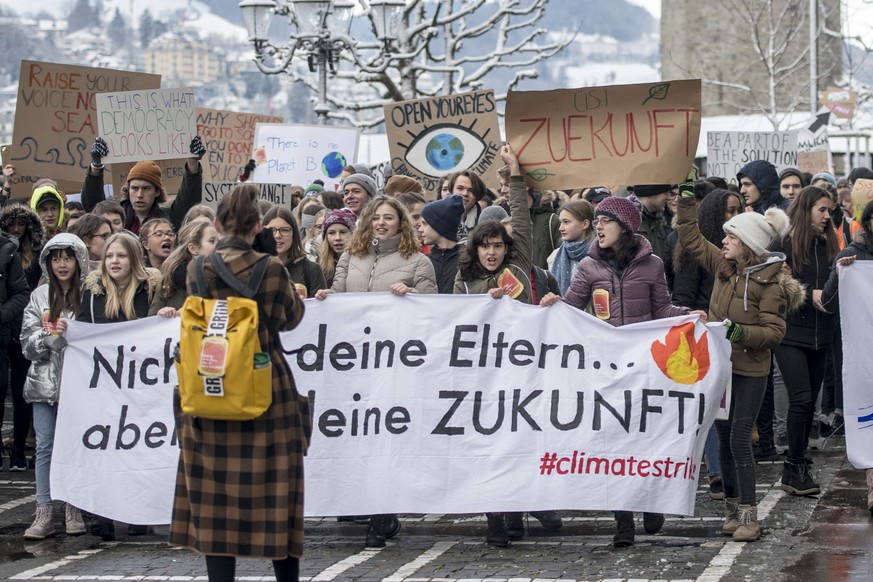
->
[332,235,437,294]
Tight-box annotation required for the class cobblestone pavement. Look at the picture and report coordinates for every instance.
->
[0,437,869,581]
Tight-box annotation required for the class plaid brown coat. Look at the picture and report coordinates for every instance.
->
[170,239,308,559]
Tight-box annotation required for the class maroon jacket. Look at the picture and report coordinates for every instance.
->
[563,234,688,327]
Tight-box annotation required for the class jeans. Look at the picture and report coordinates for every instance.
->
[775,345,828,464]
[704,424,721,478]
[33,403,58,505]
[715,374,767,505]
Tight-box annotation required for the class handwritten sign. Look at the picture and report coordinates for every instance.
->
[202,181,293,210]
[851,179,873,223]
[110,159,186,202]
[706,131,798,179]
[505,80,701,189]
[97,88,196,163]
[821,87,856,119]
[251,123,359,189]
[196,108,283,182]
[8,60,161,198]
[383,89,501,195]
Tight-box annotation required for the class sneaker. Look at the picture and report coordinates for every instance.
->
[754,444,781,462]
[485,513,509,547]
[65,505,86,536]
[9,457,27,472]
[505,512,524,540]
[24,503,55,540]
[529,510,562,531]
[709,477,725,500]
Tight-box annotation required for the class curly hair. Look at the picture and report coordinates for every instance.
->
[345,196,420,259]
[458,220,515,282]
[673,189,743,274]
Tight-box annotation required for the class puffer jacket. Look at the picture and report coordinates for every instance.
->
[676,197,805,377]
[563,234,688,327]
[332,235,436,294]
[769,234,835,350]
[454,177,534,303]
[21,234,90,403]
[79,267,162,323]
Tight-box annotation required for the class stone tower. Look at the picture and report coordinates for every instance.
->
[660,0,842,119]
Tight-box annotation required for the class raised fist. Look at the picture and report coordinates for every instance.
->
[90,137,109,166]
[189,135,206,161]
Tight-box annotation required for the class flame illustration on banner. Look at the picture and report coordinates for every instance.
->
[650,323,710,385]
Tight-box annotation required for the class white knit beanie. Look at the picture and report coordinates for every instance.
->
[723,207,790,256]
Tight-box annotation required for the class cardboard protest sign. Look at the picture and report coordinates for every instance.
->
[383,89,501,196]
[202,181,294,210]
[196,108,283,182]
[251,124,359,190]
[706,131,798,179]
[109,159,186,204]
[796,110,831,175]
[821,87,856,119]
[97,88,196,164]
[505,80,701,189]
[851,178,873,223]
[8,60,160,199]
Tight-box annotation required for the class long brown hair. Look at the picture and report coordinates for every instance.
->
[47,247,82,321]
[345,196,421,259]
[263,206,305,263]
[716,239,762,282]
[786,186,839,273]
[216,184,260,237]
[158,219,213,300]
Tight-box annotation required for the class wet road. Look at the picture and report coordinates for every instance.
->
[0,436,868,581]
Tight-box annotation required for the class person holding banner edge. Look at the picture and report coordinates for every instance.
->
[674,173,803,541]
[82,135,206,235]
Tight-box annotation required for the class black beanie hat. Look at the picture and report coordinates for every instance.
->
[421,195,464,242]
[632,184,672,197]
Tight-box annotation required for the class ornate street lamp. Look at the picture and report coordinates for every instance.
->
[239,0,413,124]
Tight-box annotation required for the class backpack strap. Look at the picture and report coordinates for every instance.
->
[210,253,270,299]
[194,255,209,296]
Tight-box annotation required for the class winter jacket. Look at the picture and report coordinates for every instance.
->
[530,203,560,270]
[0,204,45,341]
[0,232,29,345]
[737,160,788,214]
[148,261,188,315]
[20,234,90,403]
[332,235,437,294]
[821,235,873,313]
[81,165,203,234]
[769,235,835,350]
[638,207,669,263]
[563,234,688,327]
[285,256,326,298]
[79,268,162,323]
[454,177,534,303]
[666,230,714,312]
[677,197,804,377]
[428,244,462,294]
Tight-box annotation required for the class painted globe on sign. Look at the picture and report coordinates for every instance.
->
[425,133,465,172]
[321,151,347,178]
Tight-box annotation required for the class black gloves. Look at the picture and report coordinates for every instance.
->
[90,137,108,167]
[724,320,743,343]
[189,135,206,161]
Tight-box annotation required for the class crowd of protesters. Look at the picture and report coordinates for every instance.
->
[1,131,872,582]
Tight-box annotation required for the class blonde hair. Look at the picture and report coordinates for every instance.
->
[159,218,213,300]
[101,232,150,321]
[345,196,420,259]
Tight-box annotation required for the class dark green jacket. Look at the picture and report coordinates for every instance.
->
[530,205,560,270]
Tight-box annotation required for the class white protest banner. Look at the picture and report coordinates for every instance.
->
[839,262,873,469]
[286,294,732,517]
[251,123,359,190]
[97,88,197,163]
[52,317,179,525]
[202,182,293,210]
[706,131,798,179]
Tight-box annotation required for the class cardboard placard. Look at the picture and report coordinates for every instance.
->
[383,89,501,195]
[8,60,160,199]
[250,124,359,189]
[821,87,856,119]
[196,108,283,183]
[851,179,873,223]
[109,159,187,203]
[706,131,798,179]
[202,182,293,210]
[97,88,196,163]
[505,80,701,189]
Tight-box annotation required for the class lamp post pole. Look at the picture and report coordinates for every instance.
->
[314,34,331,124]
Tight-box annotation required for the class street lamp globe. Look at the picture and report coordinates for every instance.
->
[239,0,277,43]
[291,0,333,36]
[369,0,405,42]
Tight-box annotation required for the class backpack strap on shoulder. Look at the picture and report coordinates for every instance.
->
[194,255,209,296]
[210,253,270,299]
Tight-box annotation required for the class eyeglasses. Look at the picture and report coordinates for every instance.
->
[266,226,293,236]
[92,232,111,240]
[148,230,175,239]
[593,217,614,226]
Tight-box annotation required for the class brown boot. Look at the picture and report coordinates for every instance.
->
[732,504,760,542]
[721,498,739,536]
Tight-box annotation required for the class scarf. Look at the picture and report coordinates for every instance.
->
[551,239,592,295]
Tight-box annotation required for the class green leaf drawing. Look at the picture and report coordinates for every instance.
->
[642,83,671,106]
[526,169,555,182]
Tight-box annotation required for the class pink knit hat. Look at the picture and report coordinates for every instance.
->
[594,196,641,233]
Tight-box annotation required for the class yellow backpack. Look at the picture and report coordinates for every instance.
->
[175,254,272,421]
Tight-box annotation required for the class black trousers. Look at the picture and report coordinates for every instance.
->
[754,360,776,449]
[775,345,829,465]
[0,342,32,459]
[205,556,299,582]
[716,374,767,505]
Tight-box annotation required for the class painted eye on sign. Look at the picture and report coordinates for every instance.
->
[402,122,489,176]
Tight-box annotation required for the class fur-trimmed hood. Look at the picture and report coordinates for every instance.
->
[776,270,806,314]
[0,203,45,251]
[740,252,806,313]
[84,266,161,296]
